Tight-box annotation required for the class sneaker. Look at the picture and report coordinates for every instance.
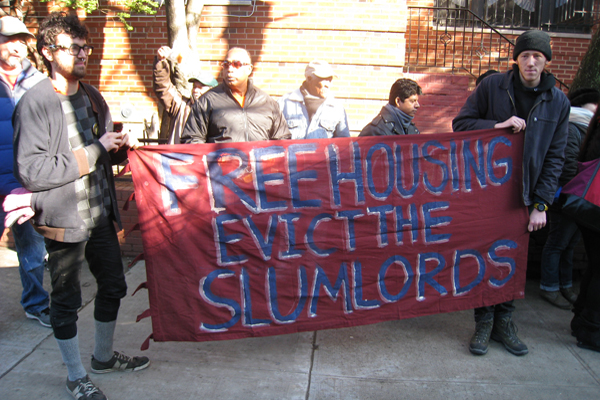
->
[91,351,150,374]
[66,375,107,400]
[25,308,51,328]
[469,319,493,355]
[491,316,528,356]
[560,287,578,304]
[540,289,572,310]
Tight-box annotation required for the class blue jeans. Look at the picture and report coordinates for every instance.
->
[540,209,580,291]
[1,211,49,314]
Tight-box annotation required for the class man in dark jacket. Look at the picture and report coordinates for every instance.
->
[539,88,599,309]
[453,29,570,357]
[359,78,422,136]
[181,47,291,143]
[11,13,148,400]
[0,16,49,327]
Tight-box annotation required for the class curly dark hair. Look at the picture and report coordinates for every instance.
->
[388,78,422,105]
[36,12,88,74]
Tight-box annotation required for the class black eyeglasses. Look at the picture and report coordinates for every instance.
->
[48,44,94,56]
[221,60,251,69]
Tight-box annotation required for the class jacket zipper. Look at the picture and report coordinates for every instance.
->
[507,87,544,206]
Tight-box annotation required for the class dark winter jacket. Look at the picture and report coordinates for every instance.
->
[0,59,45,197]
[153,57,192,144]
[452,69,570,206]
[580,122,600,163]
[359,103,420,136]
[560,108,591,186]
[181,80,291,143]
[13,79,127,243]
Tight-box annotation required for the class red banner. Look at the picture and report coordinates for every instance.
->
[128,128,529,343]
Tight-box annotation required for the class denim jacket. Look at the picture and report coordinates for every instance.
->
[278,88,350,140]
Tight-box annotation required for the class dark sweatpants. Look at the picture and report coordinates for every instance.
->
[574,225,600,328]
[46,217,127,339]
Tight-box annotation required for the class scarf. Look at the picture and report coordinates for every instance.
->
[384,103,414,132]
[300,82,326,121]
[569,106,593,128]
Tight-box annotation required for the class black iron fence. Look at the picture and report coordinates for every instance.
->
[407,6,570,91]
[434,0,598,34]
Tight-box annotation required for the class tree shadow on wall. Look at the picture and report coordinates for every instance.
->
[221,1,293,73]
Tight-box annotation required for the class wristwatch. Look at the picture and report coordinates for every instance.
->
[533,202,548,212]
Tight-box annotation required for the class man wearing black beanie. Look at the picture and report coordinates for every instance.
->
[453,29,570,357]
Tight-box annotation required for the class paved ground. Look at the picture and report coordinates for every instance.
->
[1,246,599,400]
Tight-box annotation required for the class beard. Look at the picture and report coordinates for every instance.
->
[53,56,87,81]
[71,64,86,80]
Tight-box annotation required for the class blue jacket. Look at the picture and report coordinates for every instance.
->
[0,59,45,196]
[278,88,350,140]
[452,69,570,206]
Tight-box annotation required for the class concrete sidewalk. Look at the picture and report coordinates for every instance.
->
[1,246,599,400]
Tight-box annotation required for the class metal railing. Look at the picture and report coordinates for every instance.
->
[406,6,570,91]
[433,0,598,34]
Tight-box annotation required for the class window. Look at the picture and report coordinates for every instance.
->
[435,0,596,33]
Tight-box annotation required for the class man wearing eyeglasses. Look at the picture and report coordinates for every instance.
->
[12,12,148,400]
[181,47,291,143]
[0,16,50,329]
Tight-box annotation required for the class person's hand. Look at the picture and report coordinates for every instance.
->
[528,209,547,232]
[119,132,140,150]
[4,207,34,228]
[157,46,171,61]
[3,188,32,212]
[495,116,526,133]
[99,131,124,152]
[3,188,34,228]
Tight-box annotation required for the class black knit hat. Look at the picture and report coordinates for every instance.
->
[568,88,600,107]
[513,30,552,61]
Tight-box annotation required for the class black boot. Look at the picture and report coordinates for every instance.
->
[575,310,600,352]
[469,319,493,355]
[491,316,528,356]
[571,314,584,337]
[576,327,600,353]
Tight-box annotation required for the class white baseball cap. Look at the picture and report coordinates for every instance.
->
[0,16,35,39]
[305,60,335,79]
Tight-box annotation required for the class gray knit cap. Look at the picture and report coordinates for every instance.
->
[513,30,552,61]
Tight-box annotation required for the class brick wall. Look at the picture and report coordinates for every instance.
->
[406,0,596,89]
[19,1,593,134]
[24,1,416,135]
